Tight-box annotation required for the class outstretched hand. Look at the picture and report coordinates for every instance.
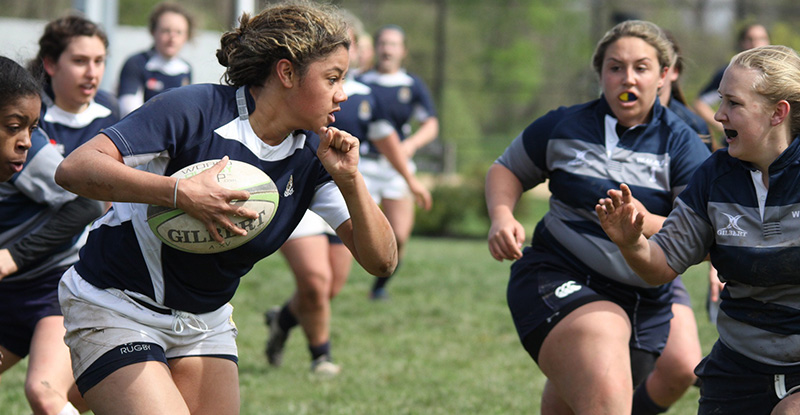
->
[176,156,259,243]
[595,183,645,247]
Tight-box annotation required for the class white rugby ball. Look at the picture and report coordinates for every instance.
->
[147,159,279,254]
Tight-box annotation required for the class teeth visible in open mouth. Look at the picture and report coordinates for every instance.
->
[724,129,738,138]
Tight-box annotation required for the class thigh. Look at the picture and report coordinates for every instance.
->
[26,315,74,392]
[83,360,191,415]
[538,300,634,414]
[281,235,333,294]
[328,242,352,298]
[0,344,22,375]
[655,303,701,375]
[170,356,240,415]
[381,197,415,244]
[773,393,800,415]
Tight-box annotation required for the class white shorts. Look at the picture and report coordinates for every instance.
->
[58,267,239,381]
[359,156,415,201]
[288,210,336,240]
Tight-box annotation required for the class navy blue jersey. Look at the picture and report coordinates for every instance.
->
[74,84,350,313]
[333,78,394,154]
[118,49,192,116]
[39,89,120,156]
[0,130,83,282]
[496,96,711,289]
[696,65,726,107]
[357,69,436,154]
[668,99,711,150]
[652,138,800,366]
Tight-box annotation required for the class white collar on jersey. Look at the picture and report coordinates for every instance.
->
[44,100,112,129]
[213,87,307,162]
[145,53,190,76]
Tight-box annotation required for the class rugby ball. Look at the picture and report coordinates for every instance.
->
[147,159,279,254]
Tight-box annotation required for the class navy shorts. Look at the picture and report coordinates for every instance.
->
[696,341,800,415]
[507,246,672,363]
[0,269,66,357]
[671,276,692,307]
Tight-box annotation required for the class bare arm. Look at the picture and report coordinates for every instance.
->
[595,183,678,285]
[318,126,397,277]
[370,130,432,211]
[486,163,527,261]
[692,98,725,151]
[55,134,257,243]
[402,117,439,158]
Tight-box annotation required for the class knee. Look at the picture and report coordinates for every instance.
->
[296,274,332,305]
[25,381,66,415]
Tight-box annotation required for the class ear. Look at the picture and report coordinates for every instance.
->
[42,57,58,77]
[771,100,791,127]
[656,65,668,90]
[275,59,295,88]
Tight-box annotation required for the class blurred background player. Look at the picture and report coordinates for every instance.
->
[486,20,710,414]
[117,2,194,117]
[597,44,800,415]
[264,11,431,377]
[29,15,119,158]
[357,24,439,300]
[53,3,397,413]
[0,55,103,415]
[692,23,770,150]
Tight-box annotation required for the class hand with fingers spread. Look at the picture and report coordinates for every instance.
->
[595,183,646,248]
[176,156,260,244]
[317,126,359,178]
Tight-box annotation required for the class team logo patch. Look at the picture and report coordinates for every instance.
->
[555,280,582,299]
[284,175,294,197]
[146,77,165,92]
[567,149,590,166]
[397,86,412,104]
[358,100,372,121]
[717,213,747,237]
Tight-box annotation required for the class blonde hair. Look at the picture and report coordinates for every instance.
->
[731,45,800,138]
[591,20,673,77]
[216,0,349,87]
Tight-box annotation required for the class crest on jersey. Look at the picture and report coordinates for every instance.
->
[283,175,294,197]
[397,87,412,104]
[717,213,747,237]
[146,77,165,92]
[358,100,372,121]
[567,149,590,166]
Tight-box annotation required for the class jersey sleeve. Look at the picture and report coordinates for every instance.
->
[309,181,350,231]
[494,111,562,191]
[117,54,145,117]
[12,129,77,207]
[411,74,437,122]
[102,86,209,167]
[366,93,396,141]
[651,159,717,273]
[666,124,712,200]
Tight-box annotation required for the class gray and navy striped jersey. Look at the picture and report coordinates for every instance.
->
[497,96,711,289]
[652,138,800,366]
[0,130,84,282]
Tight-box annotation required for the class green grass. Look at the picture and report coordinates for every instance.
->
[0,206,717,414]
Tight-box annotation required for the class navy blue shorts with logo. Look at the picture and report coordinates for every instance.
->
[696,341,800,415]
[507,245,673,364]
[0,268,66,357]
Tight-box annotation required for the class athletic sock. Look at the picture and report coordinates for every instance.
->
[309,341,331,361]
[278,302,298,331]
[371,260,401,292]
[632,383,669,415]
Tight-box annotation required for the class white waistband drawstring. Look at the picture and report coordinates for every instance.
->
[172,310,211,334]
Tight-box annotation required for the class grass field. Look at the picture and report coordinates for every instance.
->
[0,208,719,414]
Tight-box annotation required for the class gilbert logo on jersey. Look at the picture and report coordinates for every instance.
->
[283,175,294,197]
[717,213,747,237]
